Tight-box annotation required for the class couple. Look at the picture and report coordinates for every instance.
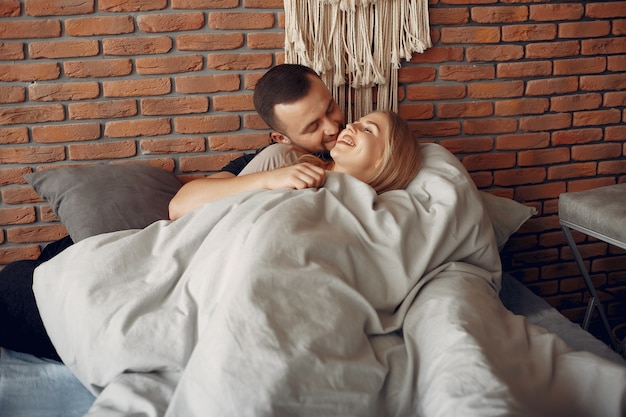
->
[169,63,422,220]
[0,64,422,362]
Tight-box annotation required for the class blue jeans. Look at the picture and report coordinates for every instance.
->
[0,348,95,416]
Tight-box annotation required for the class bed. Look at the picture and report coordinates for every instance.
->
[1,143,625,417]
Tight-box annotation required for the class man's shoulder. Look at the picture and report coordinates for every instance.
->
[219,144,273,176]
[256,143,297,158]
[221,143,330,176]
[238,144,306,176]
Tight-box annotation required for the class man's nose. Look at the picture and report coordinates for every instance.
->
[321,117,340,135]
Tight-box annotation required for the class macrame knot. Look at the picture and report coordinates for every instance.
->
[285,0,431,121]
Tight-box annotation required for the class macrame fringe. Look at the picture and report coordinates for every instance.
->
[284,0,431,122]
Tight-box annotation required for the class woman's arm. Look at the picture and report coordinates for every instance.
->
[168,163,326,220]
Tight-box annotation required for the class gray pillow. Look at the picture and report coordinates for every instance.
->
[479,191,536,250]
[25,164,182,242]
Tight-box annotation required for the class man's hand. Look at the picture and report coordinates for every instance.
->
[261,162,327,190]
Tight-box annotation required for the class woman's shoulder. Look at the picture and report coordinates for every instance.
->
[238,143,306,176]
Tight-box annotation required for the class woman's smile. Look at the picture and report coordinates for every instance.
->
[336,134,355,147]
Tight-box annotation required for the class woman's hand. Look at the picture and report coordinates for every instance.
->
[262,162,327,190]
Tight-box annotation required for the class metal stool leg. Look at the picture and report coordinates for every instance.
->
[583,297,596,330]
[561,225,619,351]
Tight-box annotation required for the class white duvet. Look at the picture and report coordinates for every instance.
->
[34,144,626,417]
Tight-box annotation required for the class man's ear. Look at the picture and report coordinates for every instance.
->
[271,132,291,144]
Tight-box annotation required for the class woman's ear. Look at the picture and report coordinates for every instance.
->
[271,132,291,144]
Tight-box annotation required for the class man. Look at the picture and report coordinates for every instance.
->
[168,64,345,220]
[0,64,344,362]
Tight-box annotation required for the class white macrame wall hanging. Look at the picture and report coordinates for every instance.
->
[284,0,432,122]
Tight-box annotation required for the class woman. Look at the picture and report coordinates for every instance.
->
[169,110,422,219]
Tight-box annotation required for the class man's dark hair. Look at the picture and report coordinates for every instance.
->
[253,64,320,134]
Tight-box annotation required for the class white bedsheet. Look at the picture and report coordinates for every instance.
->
[33,144,626,416]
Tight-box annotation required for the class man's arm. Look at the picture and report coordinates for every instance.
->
[168,163,326,220]
[168,149,263,221]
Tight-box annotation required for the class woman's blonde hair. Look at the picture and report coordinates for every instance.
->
[366,110,422,193]
[297,111,422,194]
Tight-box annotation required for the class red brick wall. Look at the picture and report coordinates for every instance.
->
[1,0,625,325]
